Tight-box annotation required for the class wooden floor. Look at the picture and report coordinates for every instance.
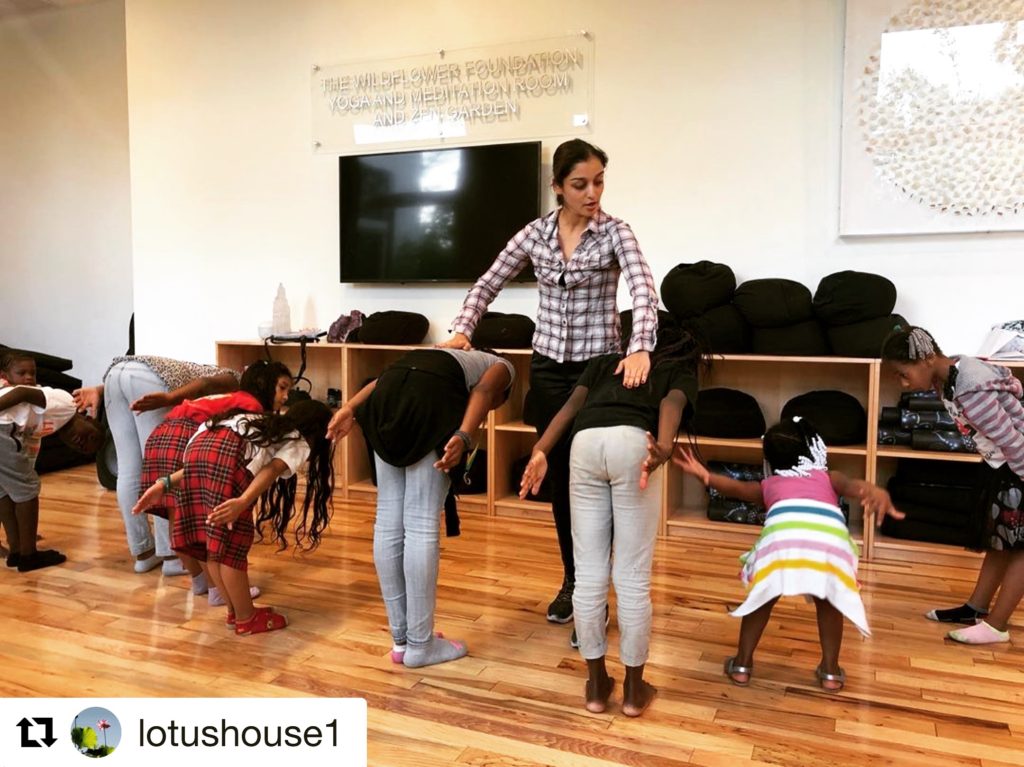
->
[5,466,1024,766]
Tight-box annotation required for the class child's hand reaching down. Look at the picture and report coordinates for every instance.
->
[640,432,672,490]
[671,445,710,486]
[519,450,548,499]
[859,484,905,527]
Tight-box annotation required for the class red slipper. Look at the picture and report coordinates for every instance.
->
[235,606,287,636]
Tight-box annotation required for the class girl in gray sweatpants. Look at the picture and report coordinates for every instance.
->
[520,327,704,717]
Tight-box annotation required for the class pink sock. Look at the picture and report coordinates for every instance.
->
[948,620,1010,645]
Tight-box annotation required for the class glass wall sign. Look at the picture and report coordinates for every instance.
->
[311,33,593,154]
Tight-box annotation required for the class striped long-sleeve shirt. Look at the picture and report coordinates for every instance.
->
[450,209,658,363]
[942,356,1024,480]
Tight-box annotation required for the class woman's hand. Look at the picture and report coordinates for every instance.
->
[671,445,710,486]
[326,405,355,441]
[131,482,165,515]
[434,434,466,472]
[73,385,103,417]
[614,350,651,389]
[519,450,548,499]
[436,332,473,350]
[640,431,673,490]
[208,497,248,530]
[131,391,173,412]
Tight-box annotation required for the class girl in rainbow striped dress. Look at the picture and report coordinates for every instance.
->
[673,417,901,691]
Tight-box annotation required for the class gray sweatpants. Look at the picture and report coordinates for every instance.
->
[570,425,662,667]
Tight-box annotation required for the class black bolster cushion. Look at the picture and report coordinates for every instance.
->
[619,309,677,349]
[472,312,535,348]
[780,390,867,445]
[692,304,751,355]
[356,311,430,345]
[751,319,830,356]
[660,261,737,319]
[813,271,897,325]
[692,388,766,438]
[826,314,907,358]
[733,279,814,328]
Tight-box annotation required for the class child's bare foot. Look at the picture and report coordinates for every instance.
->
[585,673,615,713]
[622,678,657,717]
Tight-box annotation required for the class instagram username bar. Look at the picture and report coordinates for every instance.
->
[0,698,367,767]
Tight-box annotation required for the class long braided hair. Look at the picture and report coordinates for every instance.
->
[880,326,943,362]
[209,399,335,551]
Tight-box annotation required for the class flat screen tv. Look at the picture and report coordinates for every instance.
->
[339,141,541,282]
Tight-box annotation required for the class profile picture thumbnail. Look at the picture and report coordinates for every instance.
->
[71,707,121,758]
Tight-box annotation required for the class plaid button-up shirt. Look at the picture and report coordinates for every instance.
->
[451,209,658,363]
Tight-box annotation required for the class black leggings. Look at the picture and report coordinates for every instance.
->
[527,353,591,583]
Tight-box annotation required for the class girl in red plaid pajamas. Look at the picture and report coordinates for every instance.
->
[134,399,334,635]
[138,360,293,605]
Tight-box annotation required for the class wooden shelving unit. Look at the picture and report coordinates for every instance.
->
[216,341,1022,562]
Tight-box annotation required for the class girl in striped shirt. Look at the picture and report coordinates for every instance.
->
[882,326,1024,644]
[673,418,898,690]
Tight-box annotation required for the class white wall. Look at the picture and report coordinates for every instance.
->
[121,0,1023,363]
[0,0,133,386]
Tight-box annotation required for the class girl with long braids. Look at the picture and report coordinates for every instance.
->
[519,326,704,717]
[133,399,335,636]
[881,326,1024,644]
[673,418,899,692]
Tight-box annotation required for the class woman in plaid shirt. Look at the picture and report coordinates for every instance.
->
[883,326,1024,644]
[441,139,659,627]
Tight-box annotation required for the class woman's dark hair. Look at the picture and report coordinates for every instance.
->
[239,359,293,411]
[552,139,608,205]
[211,399,334,551]
[880,326,943,363]
[762,417,824,475]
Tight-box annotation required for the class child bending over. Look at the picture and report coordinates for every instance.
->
[882,326,1024,644]
[520,327,703,717]
[134,399,334,635]
[673,417,900,691]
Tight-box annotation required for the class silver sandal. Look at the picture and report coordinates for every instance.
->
[815,665,846,692]
[724,656,753,686]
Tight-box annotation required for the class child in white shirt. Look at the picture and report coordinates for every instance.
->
[0,352,102,571]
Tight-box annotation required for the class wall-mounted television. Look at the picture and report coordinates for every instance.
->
[339,141,541,283]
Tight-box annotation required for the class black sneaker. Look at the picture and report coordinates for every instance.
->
[546,578,574,623]
[570,605,610,648]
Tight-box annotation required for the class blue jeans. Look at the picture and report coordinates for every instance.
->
[104,361,173,557]
[373,451,450,645]
[570,426,662,666]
